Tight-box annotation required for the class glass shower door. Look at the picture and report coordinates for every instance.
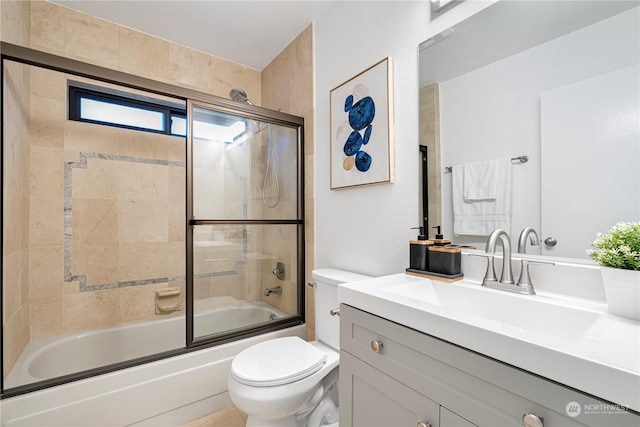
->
[2,60,189,391]
[1,46,305,397]
[186,101,304,343]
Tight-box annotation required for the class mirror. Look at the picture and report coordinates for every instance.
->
[419,0,639,260]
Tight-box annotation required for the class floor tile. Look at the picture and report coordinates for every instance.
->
[180,405,246,427]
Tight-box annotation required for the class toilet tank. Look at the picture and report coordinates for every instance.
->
[311,268,372,350]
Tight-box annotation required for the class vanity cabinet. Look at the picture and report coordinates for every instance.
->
[341,350,440,426]
[339,304,638,427]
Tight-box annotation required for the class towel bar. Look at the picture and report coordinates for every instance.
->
[444,155,528,173]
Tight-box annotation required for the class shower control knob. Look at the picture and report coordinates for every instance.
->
[417,422,432,427]
[272,262,285,280]
[370,340,384,353]
[544,237,557,247]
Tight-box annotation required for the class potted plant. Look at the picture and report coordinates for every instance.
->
[587,222,640,321]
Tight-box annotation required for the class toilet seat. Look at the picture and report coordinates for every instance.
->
[231,336,328,387]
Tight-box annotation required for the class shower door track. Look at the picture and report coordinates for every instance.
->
[190,219,303,225]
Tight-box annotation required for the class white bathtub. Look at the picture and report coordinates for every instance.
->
[1,301,305,427]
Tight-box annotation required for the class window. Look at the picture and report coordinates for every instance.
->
[68,86,186,136]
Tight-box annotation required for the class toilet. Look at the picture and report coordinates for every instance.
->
[227,268,371,427]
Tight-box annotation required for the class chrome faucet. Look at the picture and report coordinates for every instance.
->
[517,227,540,254]
[264,286,282,296]
[483,229,514,286]
[480,228,554,295]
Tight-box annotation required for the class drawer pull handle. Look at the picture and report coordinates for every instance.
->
[370,340,384,353]
[522,413,544,427]
[417,422,432,427]
[330,308,340,316]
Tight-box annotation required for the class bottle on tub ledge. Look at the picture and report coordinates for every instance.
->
[407,225,472,282]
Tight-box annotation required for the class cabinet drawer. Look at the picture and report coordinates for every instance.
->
[340,304,639,427]
[340,351,439,427]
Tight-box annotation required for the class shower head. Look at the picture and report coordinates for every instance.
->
[229,88,253,105]
[229,88,259,133]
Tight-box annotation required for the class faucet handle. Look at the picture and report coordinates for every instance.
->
[469,253,499,285]
[517,259,555,294]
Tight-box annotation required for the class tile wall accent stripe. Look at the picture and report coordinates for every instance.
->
[63,151,245,292]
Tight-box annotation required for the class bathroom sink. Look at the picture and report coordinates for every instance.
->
[382,280,603,342]
[337,273,640,411]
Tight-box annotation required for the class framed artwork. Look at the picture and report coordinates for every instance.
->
[330,57,394,190]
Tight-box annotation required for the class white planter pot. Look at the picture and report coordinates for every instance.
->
[600,267,640,321]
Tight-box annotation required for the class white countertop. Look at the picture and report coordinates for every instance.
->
[337,273,640,411]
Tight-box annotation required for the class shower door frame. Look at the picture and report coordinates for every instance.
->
[0,42,306,398]
[186,99,306,347]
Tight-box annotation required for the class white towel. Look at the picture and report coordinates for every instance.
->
[452,159,512,236]
[463,160,500,201]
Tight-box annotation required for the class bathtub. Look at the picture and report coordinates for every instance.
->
[1,301,305,427]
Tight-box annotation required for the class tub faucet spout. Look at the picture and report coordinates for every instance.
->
[264,286,282,296]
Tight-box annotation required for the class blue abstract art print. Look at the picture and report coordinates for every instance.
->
[330,57,394,189]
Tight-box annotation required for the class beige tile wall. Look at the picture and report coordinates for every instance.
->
[2,0,315,376]
[1,0,32,380]
[261,25,315,339]
[191,135,252,315]
[245,122,301,319]
[0,0,261,341]
[2,61,32,379]
[419,84,442,239]
[26,66,188,337]
[0,0,30,46]
[28,66,65,340]
[24,0,261,101]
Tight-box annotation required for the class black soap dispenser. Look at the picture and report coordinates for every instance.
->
[432,225,451,246]
[409,226,432,272]
[428,225,462,277]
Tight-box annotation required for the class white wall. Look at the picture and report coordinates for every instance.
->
[540,64,639,259]
[314,1,495,277]
[439,7,639,250]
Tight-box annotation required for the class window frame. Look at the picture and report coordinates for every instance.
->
[68,85,186,136]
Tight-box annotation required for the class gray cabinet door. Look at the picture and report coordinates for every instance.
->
[441,407,477,427]
[340,351,439,427]
[341,304,640,427]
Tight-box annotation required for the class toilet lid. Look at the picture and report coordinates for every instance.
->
[231,336,327,387]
